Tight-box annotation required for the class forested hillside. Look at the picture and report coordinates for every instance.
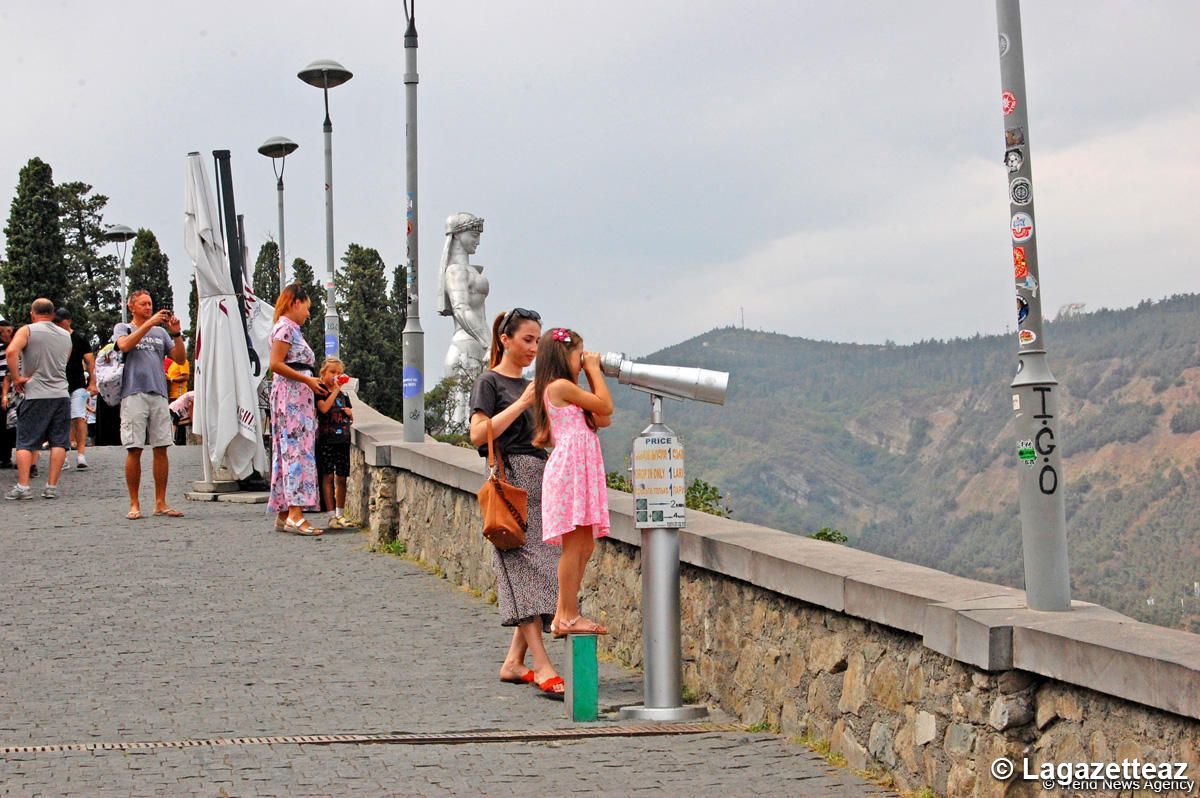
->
[600,294,1200,632]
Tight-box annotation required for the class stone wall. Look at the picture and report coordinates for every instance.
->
[346,402,1200,797]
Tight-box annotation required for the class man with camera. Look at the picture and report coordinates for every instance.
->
[114,290,187,520]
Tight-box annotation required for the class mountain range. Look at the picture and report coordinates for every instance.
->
[600,293,1200,632]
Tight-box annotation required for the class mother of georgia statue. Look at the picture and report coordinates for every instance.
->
[438,212,489,426]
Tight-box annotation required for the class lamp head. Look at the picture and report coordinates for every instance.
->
[258,136,299,159]
[298,59,353,88]
[103,224,136,243]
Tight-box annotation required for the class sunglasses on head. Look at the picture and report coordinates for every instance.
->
[501,307,541,333]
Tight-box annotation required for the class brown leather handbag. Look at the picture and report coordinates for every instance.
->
[477,418,528,550]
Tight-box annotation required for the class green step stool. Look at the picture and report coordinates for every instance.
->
[563,634,599,722]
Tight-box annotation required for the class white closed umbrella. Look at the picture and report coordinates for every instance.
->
[185,152,267,481]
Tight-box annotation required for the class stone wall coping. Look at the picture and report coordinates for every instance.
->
[350,401,1200,720]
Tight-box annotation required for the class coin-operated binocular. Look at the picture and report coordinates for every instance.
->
[599,353,730,722]
[600,353,728,405]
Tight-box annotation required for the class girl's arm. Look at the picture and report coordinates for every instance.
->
[548,353,614,415]
[468,382,536,447]
[593,413,612,428]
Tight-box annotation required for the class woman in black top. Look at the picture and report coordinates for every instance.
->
[468,308,564,698]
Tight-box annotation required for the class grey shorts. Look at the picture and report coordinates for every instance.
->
[120,393,174,449]
[15,397,71,451]
[70,388,90,420]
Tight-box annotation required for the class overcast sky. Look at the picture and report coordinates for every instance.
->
[3,1,1198,381]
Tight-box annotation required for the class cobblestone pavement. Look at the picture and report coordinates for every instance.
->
[0,446,895,796]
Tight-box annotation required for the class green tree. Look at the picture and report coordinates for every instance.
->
[2,157,67,319]
[290,257,324,357]
[252,239,280,302]
[334,243,403,419]
[57,181,120,342]
[126,228,174,311]
[184,274,199,364]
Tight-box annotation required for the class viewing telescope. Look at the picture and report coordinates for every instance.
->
[599,353,728,405]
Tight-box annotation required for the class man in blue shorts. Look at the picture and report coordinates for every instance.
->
[54,307,96,469]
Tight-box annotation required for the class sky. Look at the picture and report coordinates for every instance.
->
[2,1,1198,383]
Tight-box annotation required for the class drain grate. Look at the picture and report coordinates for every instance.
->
[0,722,740,755]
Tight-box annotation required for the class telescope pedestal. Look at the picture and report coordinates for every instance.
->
[620,395,708,722]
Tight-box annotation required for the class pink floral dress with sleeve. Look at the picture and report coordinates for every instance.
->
[267,317,319,512]
[540,389,610,544]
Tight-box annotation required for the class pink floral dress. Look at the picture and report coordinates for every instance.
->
[541,389,610,544]
[267,317,319,512]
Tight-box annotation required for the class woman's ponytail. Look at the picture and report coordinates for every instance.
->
[487,312,507,368]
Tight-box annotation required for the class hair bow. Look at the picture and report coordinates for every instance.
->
[552,328,572,343]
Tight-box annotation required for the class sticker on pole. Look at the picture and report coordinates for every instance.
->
[1016,294,1029,324]
[402,367,423,399]
[1019,329,1037,346]
[324,334,338,356]
[1011,212,1033,242]
[998,34,1010,57]
[1017,439,1036,467]
[1013,246,1028,280]
[1001,91,1018,116]
[1010,177,1033,206]
[632,434,685,529]
[1004,148,1024,173]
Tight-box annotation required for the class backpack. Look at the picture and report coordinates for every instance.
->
[94,342,125,406]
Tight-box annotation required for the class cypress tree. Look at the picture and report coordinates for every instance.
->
[252,239,280,302]
[335,244,403,418]
[126,228,174,312]
[290,257,325,358]
[2,157,68,319]
[58,181,120,343]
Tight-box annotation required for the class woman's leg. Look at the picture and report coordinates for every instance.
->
[288,504,305,523]
[520,620,562,693]
[498,626,530,681]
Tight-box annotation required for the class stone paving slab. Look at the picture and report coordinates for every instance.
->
[0,446,894,796]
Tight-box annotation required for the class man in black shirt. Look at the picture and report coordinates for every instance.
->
[54,309,96,469]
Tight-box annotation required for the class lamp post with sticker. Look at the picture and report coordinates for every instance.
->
[601,354,729,720]
[400,1,425,442]
[997,0,1071,611]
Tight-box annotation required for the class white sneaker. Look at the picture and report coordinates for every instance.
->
[76,455,88,470]
[4,484,33,501]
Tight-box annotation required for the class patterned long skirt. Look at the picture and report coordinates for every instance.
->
[267,375,319,512]
[494,454,560,629]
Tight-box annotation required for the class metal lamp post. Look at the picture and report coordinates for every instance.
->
[297,59,353,358]
[257,136,299,291]
[996,0,1071,611]
[103,224,136,323]
[400,2,425,442]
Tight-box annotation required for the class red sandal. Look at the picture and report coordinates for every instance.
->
[500,670,536,685]
[537,676,565,700]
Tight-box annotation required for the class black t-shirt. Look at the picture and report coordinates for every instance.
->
[469,370,546,460]
[65,331,90,393]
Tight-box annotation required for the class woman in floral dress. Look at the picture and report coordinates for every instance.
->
[267,285,328,536]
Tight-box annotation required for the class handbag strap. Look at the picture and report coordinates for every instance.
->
[485,417,507,482]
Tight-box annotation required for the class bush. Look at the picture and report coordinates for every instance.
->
[808,527,848,544]
[1170,404,1200,434]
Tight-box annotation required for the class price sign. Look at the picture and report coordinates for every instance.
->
[632,433,685,529]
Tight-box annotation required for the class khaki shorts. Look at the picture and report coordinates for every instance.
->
[120,393,174,449]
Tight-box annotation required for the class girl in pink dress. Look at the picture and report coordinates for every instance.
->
[532,327,614,637]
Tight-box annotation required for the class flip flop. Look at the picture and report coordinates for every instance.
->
[537,676,565,700]
[126,510,143,520]
[154,508,184,518]
[556,616,608,636]
[500,670,536,685]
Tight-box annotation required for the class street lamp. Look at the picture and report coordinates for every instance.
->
[103,224,136,323]
[297,59,353,358]
[257,136,299,291]
[400,2,424,441]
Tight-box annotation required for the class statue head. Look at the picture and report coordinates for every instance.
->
[439,212,486,315]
